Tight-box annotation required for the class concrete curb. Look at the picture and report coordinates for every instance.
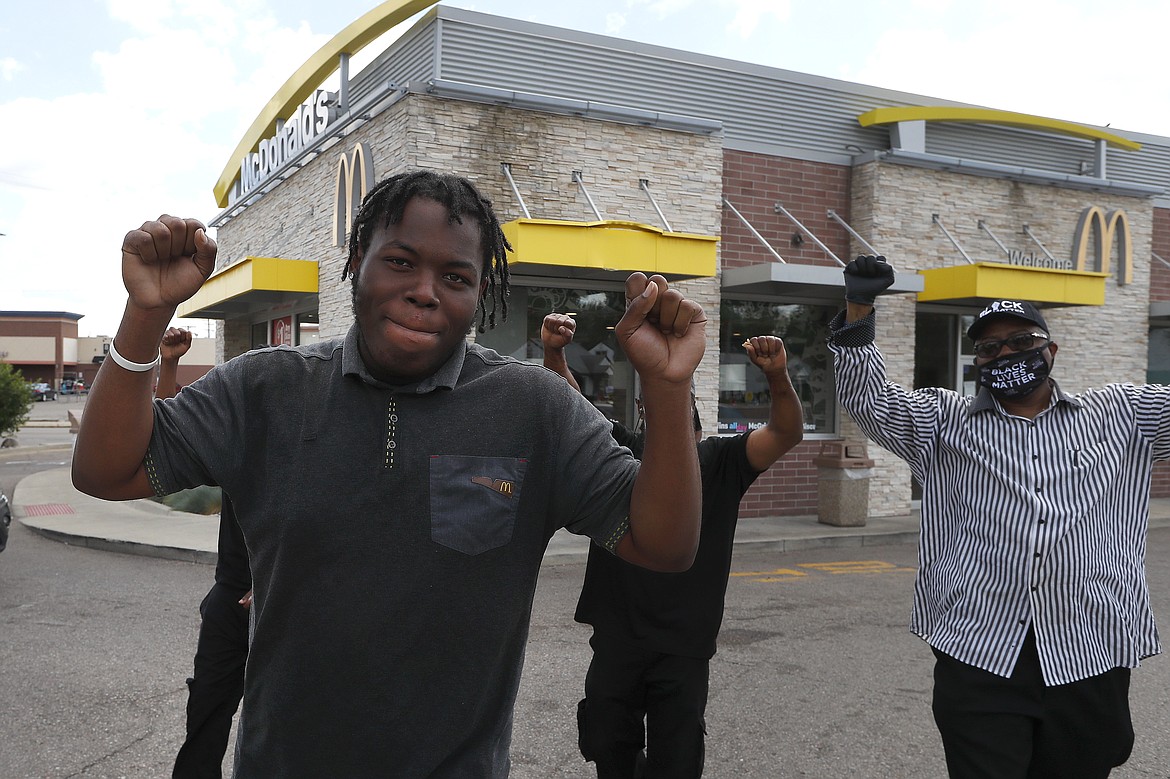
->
[24,526,219,565]
[19,457,1168,566]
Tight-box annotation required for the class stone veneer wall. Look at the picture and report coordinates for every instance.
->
[214,94,725,428]
[852,160,1154,517]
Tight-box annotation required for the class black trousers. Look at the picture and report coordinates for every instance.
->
[172,583,250,779]
[577,632,709,779]
[931,631,1133,779]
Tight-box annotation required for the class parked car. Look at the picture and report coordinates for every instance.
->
[60,379,86,395]
[0,488,11,554]
[29,382,57,401]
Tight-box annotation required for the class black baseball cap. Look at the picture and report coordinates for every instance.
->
[967,300,1049,341]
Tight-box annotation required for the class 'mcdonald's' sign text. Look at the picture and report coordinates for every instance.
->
[239,91,337,198]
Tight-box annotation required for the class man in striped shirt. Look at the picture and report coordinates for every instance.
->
[828,255,1166,778]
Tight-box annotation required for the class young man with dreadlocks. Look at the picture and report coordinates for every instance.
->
[73,170,707,777]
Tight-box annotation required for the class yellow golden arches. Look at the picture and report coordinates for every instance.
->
[858,107,1141,152]
[1072,207,1133,286]
[333,143,374,249]
[213,0,439,208]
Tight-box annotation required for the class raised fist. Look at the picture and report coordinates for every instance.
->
[121,215,217,312]
[541,313,576,352]
[742,335,788,377]
[160,327,193,361]
[842,255,895,306]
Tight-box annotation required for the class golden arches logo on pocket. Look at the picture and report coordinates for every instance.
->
[471,477,515,497]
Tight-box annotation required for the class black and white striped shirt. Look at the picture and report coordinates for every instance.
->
[830,312,1168,685]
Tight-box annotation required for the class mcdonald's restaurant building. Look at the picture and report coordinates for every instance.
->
[189,3,1170,520]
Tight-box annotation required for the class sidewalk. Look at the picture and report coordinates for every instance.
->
[10,438,926,564]
[13,436,1170,565]
[13,464,925,564]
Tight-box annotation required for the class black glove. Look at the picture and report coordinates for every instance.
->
[842,255,895,305]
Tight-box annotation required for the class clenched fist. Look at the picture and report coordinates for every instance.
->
[842,255,894,306]
[122,215,217,312]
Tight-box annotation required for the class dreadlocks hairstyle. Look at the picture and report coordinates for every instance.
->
[341,169,512,331]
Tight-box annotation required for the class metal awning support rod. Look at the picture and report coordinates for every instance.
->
[500,163,531,219]
[826,209,896,269]
[931,214,975,264]
[774,202,844,267]
[1153,251,1170,269]
[572,170,604,220]
[1021,224,1057,261]
[722,198,786,264]
[977,220,1011,257]
[639,179,673,232]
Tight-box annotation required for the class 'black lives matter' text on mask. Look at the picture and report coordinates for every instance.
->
[977,346,1051,400]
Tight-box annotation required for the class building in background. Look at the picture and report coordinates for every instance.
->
[0,311,216,392]
[0,311,83,389]
[182,2,1170,516]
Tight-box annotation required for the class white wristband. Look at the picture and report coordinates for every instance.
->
[108,341,162,372]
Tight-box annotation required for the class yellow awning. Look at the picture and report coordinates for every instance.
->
[501,219,717,281]
[178,257,319,320]
[917,263,1108,307]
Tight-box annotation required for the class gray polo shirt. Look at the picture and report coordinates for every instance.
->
[146,323,638,777]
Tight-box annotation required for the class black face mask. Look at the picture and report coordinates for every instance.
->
[977,346,1051,400]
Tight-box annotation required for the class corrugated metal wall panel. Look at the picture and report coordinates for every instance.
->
[1111,138,1170,186]
[347,9,1170,201]
[435,19,884,157]
[925,123,1099,176]
[348,21,437,107]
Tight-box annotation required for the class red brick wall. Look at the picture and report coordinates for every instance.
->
[1152,207,1170,498]
[721,151,853,517]
[1153,462,1170,498]
[0,319,69,337]
[721,150,852,270]
[738,439,823,517]
[1152,207,1170,302]
[177,364,213,389]
[11,363,56,384]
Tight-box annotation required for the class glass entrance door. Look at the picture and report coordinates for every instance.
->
[911,311,976,499]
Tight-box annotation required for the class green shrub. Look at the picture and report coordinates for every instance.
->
[152,486,223,515]
[0,362,32,437]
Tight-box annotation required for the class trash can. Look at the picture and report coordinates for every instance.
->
[813,440,875,527]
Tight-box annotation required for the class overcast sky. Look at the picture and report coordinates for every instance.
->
[2,0,1168,337]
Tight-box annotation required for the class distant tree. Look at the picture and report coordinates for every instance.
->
[0,362,32,437]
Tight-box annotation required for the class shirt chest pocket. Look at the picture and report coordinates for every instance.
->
[429,455,527,555]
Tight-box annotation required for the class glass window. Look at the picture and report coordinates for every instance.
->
[297,312,320,345]
[1149,327,1170,384]
[476,285,638,427]
[914,313,956,390]
[959,314,977,396]
[719,300,837,435]
[914,313,977,393]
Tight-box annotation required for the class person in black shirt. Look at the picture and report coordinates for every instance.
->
[542,313,804,778]
[74,173,707,775]
[172,497,251,778]
[156,328,253,779]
